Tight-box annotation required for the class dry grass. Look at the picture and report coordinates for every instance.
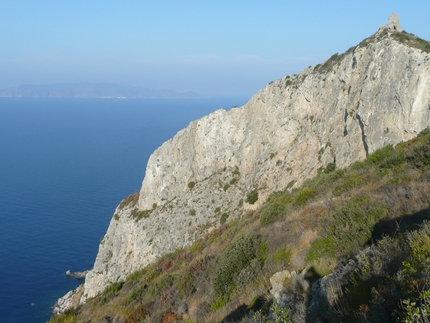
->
[52,130,430,322]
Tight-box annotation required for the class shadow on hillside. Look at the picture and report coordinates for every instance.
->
[221,209,430,322]
[371,207,430,242]
[222,295,270,322]
[221,268,321,323]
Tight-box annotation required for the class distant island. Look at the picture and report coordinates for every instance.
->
[0,83,205,98]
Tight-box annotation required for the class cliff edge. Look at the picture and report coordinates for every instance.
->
[78,14,430,303]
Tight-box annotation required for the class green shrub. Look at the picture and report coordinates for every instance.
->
[306,238,337,263]
[220,213,229,225]
[147,274,175,298]
[408,143,430,168]
[246,190,259,204]
[252,303,292,323]
[286,181,295,190]
[232,166,240,176]
[213,235,262,300]
[132,209,152,221]
[274,247,292,265]
[351,160,370,171]
[401,290,430,323]
[333,173,365,196]
[327,200,386,257]
[402,228,430,275]
[188,181,195,189]
[379,148,406,171]
[324,162,336,173]
[259,200,286,226]
[258,240,268,263]
[212,295,228,311]
[367,144,406,171]
[49,308,78,323]
[103,281,124,296]
[127,284,147,303]
[392,31,430,53]
[306,199,386,263]
[293,188,316,207]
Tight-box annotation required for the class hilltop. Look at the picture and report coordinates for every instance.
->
[51,14,430,322]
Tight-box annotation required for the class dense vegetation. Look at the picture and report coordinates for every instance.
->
[49,127,430,322]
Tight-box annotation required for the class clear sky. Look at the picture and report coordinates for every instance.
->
[1,1,429,97]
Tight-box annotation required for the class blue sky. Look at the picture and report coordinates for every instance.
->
[1,1,429,97]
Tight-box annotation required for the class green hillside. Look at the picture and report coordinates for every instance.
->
[49,128,430,322]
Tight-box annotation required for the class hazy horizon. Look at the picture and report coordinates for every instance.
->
[1,1,430,97]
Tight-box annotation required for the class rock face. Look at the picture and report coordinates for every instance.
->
[53,285,84,315]
[66,270,89,279]
[80,15,430,302]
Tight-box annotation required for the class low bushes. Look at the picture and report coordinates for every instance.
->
[259,200,286,226]
[131,208,152,221]
[293,188,317,207]
[307,199,387,262]
[213,235,264,303]
[246,190,259,204]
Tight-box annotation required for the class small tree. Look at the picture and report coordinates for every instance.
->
[246,190,258,204]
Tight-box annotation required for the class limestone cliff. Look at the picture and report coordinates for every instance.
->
[80,15,430,302]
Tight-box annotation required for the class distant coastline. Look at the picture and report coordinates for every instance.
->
[0,83,206,99]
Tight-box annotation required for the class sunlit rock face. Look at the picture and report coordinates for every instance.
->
[81,15,430,302]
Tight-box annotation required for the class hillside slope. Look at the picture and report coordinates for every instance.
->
[79,14,430,303]
[51,126,430,322]
[53,14,430,321]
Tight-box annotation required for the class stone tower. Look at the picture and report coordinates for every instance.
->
[387,13,402,32]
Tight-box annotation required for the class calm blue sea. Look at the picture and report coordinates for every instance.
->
[0,97,248,323]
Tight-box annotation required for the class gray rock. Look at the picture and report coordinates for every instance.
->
[176,304,188,315]
[66,269,89,279]
[52,284,84,315]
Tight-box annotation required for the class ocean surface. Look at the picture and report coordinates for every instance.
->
[0,97,248,323]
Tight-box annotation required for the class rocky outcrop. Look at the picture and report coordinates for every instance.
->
[66,270,89,279]
[53,285,84,315]
[78,15,430,303]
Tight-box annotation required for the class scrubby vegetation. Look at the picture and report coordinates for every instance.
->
[49,129,430,323]
[188,181,196,190]
[392,31,430,53]
[118,191,139,209]
[313,47,355,74]
[246,190,259,205]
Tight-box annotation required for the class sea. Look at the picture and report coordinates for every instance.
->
[0,96,248,323]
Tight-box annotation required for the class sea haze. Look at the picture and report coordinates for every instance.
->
[0,97,248,323]
[0,83,205,98]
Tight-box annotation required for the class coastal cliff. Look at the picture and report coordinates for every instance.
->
[73,14,430,305]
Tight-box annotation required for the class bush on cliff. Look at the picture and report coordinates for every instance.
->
[213,234,264,304]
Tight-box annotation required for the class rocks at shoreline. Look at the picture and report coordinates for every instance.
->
[51,270,88,314]
[66,269,89,279]
[52,284,84,315]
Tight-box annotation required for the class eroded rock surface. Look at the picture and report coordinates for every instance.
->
[79,15,430,303]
